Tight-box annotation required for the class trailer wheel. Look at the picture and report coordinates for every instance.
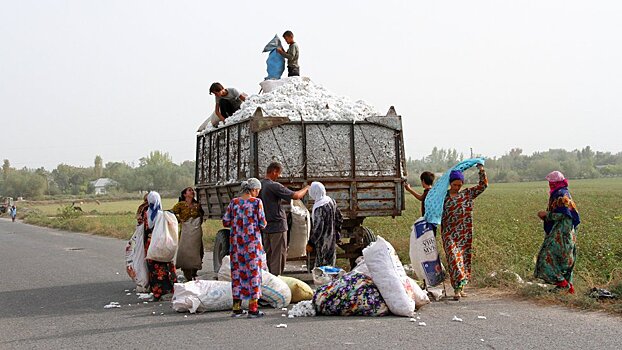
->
[213,229,230,273]
[360,226,377,248]
[349,226,377,269]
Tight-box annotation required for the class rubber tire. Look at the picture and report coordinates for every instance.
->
[349,226,377,269]
[212,229,230,274]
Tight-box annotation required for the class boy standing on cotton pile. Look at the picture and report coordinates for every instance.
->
[277,30,300,77]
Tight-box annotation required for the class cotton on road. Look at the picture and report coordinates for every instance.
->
[1,219,620,350]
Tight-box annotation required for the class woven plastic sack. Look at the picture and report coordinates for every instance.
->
[146,211,179,262]
[409,217,444,286]
[288,199,310,258]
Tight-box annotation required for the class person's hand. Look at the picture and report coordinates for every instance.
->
[276,47,284,54]
[306,244,314,254]
[537,211,547,220]
[404,182,412,191]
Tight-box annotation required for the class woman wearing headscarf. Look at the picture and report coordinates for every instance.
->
[307,181,343,267]
[535,171,580,294]
[223,178,267,318]
[171,187,205,281]
[441,164,487,300]
[141,191,177,301]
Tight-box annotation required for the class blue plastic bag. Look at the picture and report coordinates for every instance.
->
[266,49,285,80]
[263,35,285,80]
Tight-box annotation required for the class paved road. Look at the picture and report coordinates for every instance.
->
[1,219,621,350]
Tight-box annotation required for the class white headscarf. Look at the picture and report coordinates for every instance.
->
[310,182,332,218]
[147,191,162,229]
[240,177,262,194]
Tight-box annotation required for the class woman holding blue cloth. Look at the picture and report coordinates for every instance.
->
[535,171,580,294]
[440,163,488,300]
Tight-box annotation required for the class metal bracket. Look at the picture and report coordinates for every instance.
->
[249,107,291,133]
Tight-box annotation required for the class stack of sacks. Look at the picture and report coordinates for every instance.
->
[218,256,292,308]
[362,236,430,317]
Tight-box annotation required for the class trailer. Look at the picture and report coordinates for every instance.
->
[195,107,407,272]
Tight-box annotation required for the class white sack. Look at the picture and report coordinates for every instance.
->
[288,199,310,258]
[125,224,149,290]
[172,280,244,313]
[409,217,444,286]
[146,211,179,262]
[218,255,291,308]
[363,236,416,317]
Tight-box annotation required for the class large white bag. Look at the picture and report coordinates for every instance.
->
[172,280,239,313]
[125,225,149,291]
[363,236,416,317]
[146,211,179,262]
[409,217,444,286]
[288,199,310,258]
[218,255,291,308]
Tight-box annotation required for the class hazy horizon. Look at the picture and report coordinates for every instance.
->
[2,1,620,170]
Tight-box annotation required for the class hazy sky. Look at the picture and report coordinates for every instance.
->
[1,1,620,170]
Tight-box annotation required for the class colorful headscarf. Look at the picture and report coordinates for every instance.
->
[544,172,580,233]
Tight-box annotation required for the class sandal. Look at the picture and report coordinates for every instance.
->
[231,310,248,318]
[247,311,265,319]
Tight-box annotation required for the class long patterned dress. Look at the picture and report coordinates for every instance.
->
[141,207,177,300]
[223,197,267,301]
[534,187,580,285]
[309,200,343,267]
[441,169,488,290]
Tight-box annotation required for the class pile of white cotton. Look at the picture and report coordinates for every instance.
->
[204,77,378,132]
[287,300,316,317]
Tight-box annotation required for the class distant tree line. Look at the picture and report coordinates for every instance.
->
[0,151,194,199]
[2,146,620,199]
[406,146,622,184]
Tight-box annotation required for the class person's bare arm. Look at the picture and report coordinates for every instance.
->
[292,185,310,200]
[214,102,225,122]
[404,183,424,201]
[239,94,247,102]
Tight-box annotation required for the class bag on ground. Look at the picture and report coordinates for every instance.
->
[288,199,310,258]
[313,271,390,316]
[409,217,445,286]
[363,236,416,317]
[218,255,291,308]
[278,275,313,302]
[172,280,245,313]
[146,211,179,262]
[312,266,345,286]
[125,224,149,291]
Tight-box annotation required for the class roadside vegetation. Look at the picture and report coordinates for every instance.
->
[13,177,622,314]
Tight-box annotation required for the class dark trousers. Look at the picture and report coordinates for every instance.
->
[262,231,287,275]
[219,99,240,119]
[287,66,300,77]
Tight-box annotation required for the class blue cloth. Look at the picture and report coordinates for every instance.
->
[424,157,486,225]
[544,187,581,234]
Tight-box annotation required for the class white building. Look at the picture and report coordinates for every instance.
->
[90,178,118,195]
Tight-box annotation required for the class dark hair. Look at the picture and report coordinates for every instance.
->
[209,82,224,95]
[179,187,197,203]
[266,162,282,174]
[283,30,294,38]
[420,171,435,186]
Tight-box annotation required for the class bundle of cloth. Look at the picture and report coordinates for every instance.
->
[424,157,486,225]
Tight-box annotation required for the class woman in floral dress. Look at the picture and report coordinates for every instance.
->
[223,178,267,318]
[441,164,487,300]
[171,187,204,281]
[535,171,580,294]
[141,191,177,301]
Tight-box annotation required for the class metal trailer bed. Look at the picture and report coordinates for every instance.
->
[195,107,407,271]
